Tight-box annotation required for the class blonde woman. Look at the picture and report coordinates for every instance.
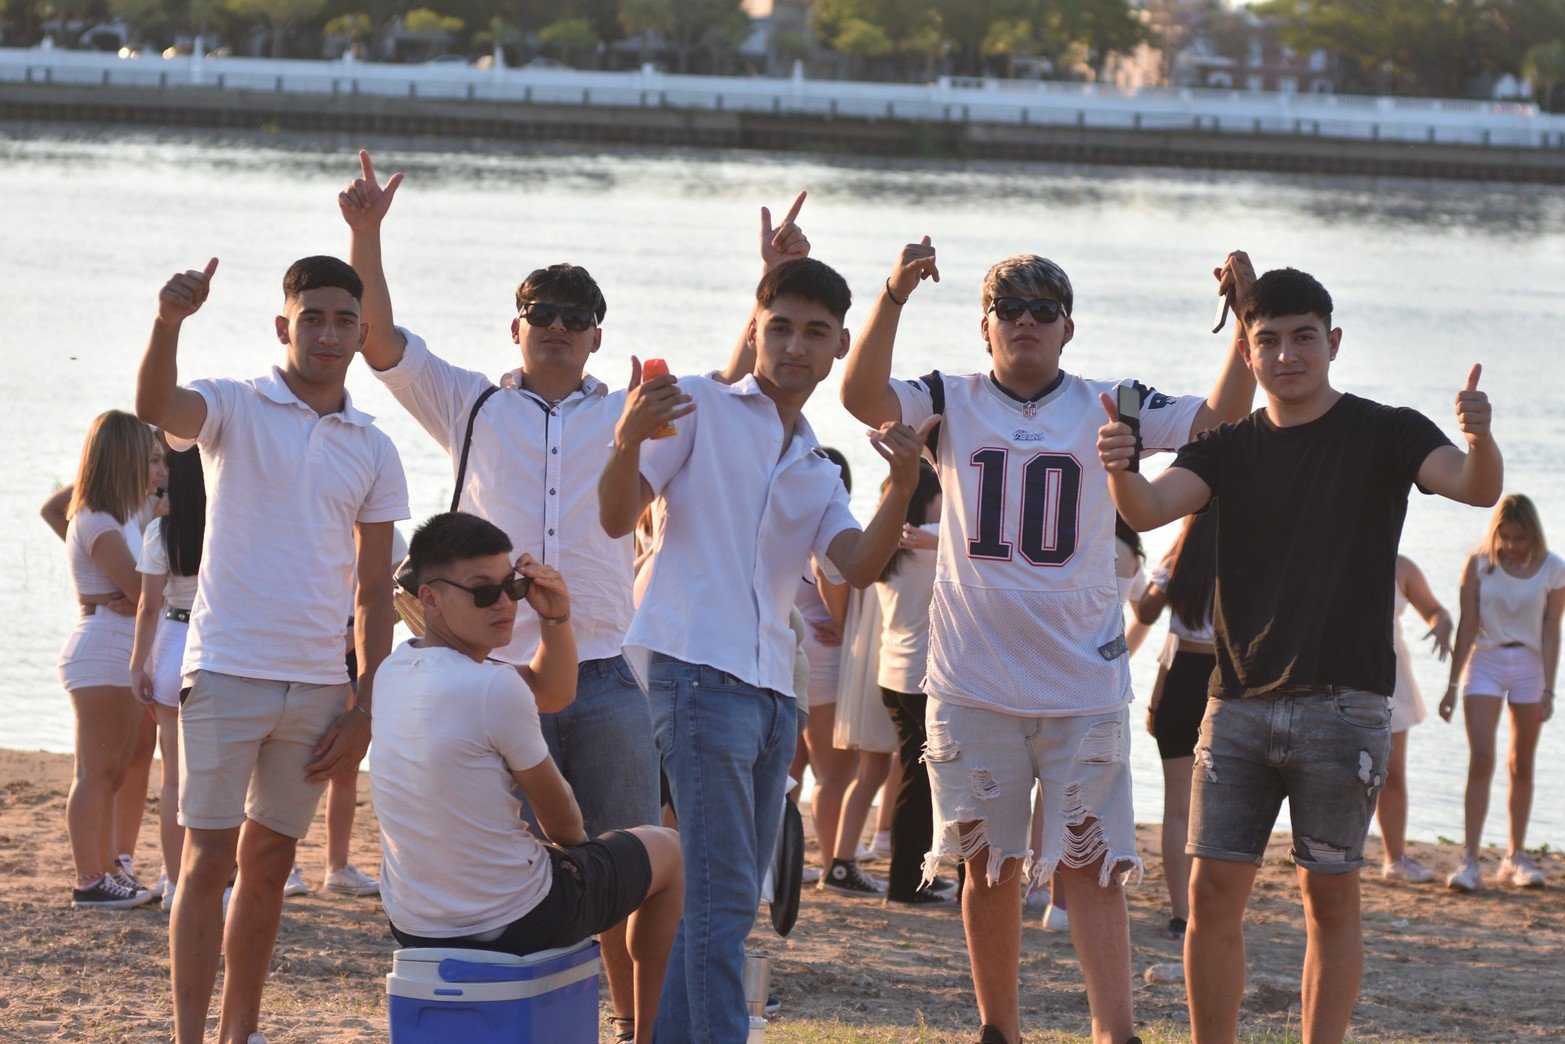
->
[55,410,160,909]
[1441,495,1563,891]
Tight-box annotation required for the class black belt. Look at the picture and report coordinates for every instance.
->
[1499,641,1527,649]
[166,607,191,623]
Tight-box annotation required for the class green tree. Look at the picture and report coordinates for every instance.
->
[981,17,1034,78]
[404,7,462,36]
[224,0,324,57]
[1523,39,1565,110]
[538,14,597,65]
[619,0,670,65]
[661,0,747,74]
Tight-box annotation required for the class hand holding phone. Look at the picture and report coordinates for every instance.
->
[1115,385,1142,473]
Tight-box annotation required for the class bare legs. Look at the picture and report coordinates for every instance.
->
[1460,695,1503,857]
[803,702,855,869]
[66,686,140,886]
[1160,755,1194,921]
[833,751,892,862]
[1506,702,1543,856]
[624,825,684,1043]
[153,702,183,888]
[172,825,239,1043]
[112,706,158,866]
[1374,730,1410,864]
[324,766,358,873]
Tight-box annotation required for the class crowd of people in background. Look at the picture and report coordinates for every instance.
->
[41,150,1560,1044]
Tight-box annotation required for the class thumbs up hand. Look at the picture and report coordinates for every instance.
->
[1096,392,1137,473]
[1455,363,1491,445]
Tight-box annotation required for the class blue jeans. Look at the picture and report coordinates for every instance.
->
[648,655,797,1044]
[523,656,661,836]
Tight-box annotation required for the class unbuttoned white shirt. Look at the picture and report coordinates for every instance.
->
[173,368,409,685]
[373,330,633,665]
[625,373,861,696]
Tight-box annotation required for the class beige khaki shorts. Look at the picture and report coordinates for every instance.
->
[178,670,349,838]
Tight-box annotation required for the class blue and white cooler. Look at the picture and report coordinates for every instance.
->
[387,940,601,1043]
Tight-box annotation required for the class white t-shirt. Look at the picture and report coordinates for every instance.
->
[66,508,139,599]
[370,641,554,938]
[626,374,860,696]
[138,518,199,610]
[875,526,938,695]
[171,370,409,685]
[373,331,634,665]
[1149,562,1214,644]
[892,370,1204,715]
[1475,552,1565,653]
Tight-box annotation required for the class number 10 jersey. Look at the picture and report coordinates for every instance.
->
[891,370,1203,716]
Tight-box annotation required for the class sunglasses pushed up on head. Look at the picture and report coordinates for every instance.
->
[987,296,1068,324]
[519,302,598,333]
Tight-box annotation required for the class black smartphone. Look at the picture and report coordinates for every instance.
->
[1116,385,1142,473]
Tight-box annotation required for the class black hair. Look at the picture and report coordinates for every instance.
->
[408,512,514,588]
[881,460,941,582]
[820,446,852,495]
[1163,507,1219,633]
[161,446,206,578]
[515,263,607,321]
[1240,268,1333,330]
[755,257,852,323]
[283,255,364,302]
[1114,514,1144,563]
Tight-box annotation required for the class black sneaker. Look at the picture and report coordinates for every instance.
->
[886,885,956,907]
[72,875,155,910]
[818,860,883,896]
[1167,916,1187,940]
[976,1025,1011,1044]
[764,995,781,1016]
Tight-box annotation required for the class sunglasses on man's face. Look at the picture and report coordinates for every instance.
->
[519,302,598,333]
[430,573,532,608]
[988,297,1067,324]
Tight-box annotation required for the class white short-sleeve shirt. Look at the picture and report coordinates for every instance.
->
[875,525,939,695]
[369,641,554,938]
[66,508,139,599]
[1475,552,1565,653]
[625,374,860,696]
[138,517,199,611]
[172,369,409,685]
[892,369,1204,716]
[373,330,634,665]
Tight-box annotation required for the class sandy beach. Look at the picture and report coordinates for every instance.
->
[3,746,1562,1042]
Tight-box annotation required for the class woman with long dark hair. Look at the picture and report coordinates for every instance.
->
[130,445,206,909]
[1136,508,1219,939]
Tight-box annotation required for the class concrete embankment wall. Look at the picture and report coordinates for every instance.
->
[3,83,1561,184]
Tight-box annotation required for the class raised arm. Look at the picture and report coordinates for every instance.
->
[1416,364,1503,508]
[599,358,692,539]
[1439,555,1482,722]
[1188,250,1258,437]
[826,416,938,587]
[719,191,808,384]
[137,259,217,439]
[340,149,408,372]
[1098,393,1213,531]
[514,555,577,714]
[839,238,940,428]
[40,485,71,541]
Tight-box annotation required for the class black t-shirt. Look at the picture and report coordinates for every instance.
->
[1171,393,1453,699]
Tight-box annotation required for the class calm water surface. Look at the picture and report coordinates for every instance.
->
[3,126,1562,846]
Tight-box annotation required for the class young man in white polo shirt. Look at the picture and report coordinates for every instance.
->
[600,257,935,1042]
[137,255,408,1044]
[840,240,1257,1044]
[336,152,808,1031]
[371,511,683,1038]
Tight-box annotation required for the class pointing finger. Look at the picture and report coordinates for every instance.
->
[782,189,806,225]
[359,149,376,184]
[1465,363,1481,392]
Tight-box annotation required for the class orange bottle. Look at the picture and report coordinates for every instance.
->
[641,358,678,439]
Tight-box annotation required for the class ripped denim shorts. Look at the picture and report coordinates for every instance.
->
[922,697,1141,890]
[1187,686,1391,874]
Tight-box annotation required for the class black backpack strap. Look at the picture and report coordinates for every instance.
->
[450,385,502,512]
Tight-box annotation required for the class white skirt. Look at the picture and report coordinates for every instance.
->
[57,611,135,692]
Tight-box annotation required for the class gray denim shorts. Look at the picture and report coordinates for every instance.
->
[1188,686,1391,874]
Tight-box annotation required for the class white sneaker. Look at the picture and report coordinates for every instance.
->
[149,868,169,899]
[870,831,893,861]
[246,1033,267,1044]
[1022,883,1051,911]
[855,845,877,863]
[221,886,233,919]
[282,865,309,897]
[324,864,380,897]
[1382,854,1436,884]
[1042,903,1070,931]
[1447,856,1485,893]
[801,865,822,885]
[161,879,176,912]
[1499,852,1545,888]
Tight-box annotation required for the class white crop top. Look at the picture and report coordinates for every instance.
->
[1474,552,1565,654]
[66,509,140,599]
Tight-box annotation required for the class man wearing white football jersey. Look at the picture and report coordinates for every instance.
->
[841,240,1256,1044]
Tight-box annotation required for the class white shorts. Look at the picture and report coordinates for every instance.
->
[147,616,190,708]
[1462,645,1546,705]
[800,630,842,708]
[923,697,1141,889]
[57,611,134,691]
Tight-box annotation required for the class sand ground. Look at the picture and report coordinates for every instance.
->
[3,747,1562,1041]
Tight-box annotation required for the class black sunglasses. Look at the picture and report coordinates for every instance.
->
[429,573,532,608]
[519,302,598,333]
[988,297,1067,324]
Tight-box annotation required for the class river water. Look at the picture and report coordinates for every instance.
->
[3,125,1562,847]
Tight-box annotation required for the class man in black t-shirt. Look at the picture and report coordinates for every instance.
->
[1095,268,1502,1043]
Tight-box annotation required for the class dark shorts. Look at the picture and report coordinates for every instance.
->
[1152,651,1216,761]
[389,830,653,956]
